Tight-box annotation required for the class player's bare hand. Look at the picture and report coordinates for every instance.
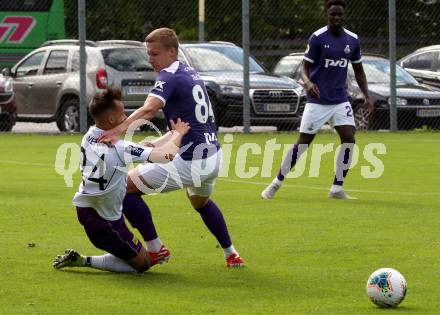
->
[305,81,320,99]
[98,128,121,146]
[364,97,374,116]
[170,118,190,135]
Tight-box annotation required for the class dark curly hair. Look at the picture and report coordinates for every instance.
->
[326,0,346,10]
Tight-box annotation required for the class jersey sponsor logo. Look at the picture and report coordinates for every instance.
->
[0,16,36,44]
[344,45,351,54]
[128,145,144,157]
[324,58,348,68]
[154,80,166,92]
[191,73,201,81]
[324,44,330,49]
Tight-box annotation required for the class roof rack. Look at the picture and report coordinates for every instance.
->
[41,40,97,47]
[96,40,144,47]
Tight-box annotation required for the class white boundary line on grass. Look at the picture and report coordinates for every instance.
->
[1,159,439,197]
[217,178,440,197]
[0,159,52,167]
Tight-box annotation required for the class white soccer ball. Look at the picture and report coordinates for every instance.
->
[366,268,407,308]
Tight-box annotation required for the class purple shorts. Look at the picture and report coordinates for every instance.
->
[76,207,142,260]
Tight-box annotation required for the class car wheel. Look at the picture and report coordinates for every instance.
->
[0,114,14,131]
[353,103,370,131]
[57,99,80,132]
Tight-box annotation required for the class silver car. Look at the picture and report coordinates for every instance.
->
[2,40,163,132]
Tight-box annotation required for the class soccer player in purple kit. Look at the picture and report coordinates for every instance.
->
[99,28,244,268]
[53,88,190,273]
[262,0,374,200]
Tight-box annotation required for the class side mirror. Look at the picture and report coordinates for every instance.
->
[2,67,11,77]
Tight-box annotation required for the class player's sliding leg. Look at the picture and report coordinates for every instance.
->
[329,125,357,199]
[53,206,154,272]
[53,247,153,273]
[188,193,244,268]
[122,192,170,264]
[261,133,315,199]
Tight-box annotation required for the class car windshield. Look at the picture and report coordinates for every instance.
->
[101,48,152,72]
[184,45,265,73]
[349,59,418,85]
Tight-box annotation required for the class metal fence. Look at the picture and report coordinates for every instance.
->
[1,0,440,133]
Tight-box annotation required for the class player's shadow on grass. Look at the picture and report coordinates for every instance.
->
[58,266,284,291]
[59,269,186,281]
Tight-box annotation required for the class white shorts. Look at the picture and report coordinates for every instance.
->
[299,102,355,134]
[133,149,222,197]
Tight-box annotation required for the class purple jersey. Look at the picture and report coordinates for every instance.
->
[149,61,219,160]
[304,26,362,105]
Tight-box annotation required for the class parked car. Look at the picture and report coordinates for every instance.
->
[0,74,16,131]
[399,45,440,88]
[178,42,305,130]
[274,53,440,130]
[1,40,164,132]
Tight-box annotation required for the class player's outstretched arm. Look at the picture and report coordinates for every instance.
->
[139,131,175,149]
[99,96,164,145]
[148,118,190,163]
[301,60,320,99]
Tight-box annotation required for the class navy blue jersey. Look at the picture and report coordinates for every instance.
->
[304,26,362,105]
[149,61,219,160]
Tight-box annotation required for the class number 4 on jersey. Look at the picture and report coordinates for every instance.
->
[80,146,108,190]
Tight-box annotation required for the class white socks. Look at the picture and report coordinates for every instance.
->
[272,178,282,186]
[330,184,343,193]
[223,245,238,259]
[87,254,137,273]
[146,237,163,252]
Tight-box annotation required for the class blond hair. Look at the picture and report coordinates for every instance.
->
[145,28,179,50]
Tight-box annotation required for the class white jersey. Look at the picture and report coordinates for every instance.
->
[72,126,152,220]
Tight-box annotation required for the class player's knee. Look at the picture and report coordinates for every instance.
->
[129,257,151,273]
[128,248,152,272]
[188,194,209,210]
[341,136,355,144]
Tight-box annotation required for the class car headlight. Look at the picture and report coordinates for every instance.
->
[294,86,306,97]
[3,79,12,93]
[388,97,407,106]
[219,85,243,95]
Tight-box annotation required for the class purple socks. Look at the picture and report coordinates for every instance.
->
[122,193,158,242]
[195,200,232,249]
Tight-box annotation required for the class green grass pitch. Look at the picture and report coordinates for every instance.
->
[0,131,439,314]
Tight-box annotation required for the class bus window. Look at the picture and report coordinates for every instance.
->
[0,0,64,68]
[0,0,54,12]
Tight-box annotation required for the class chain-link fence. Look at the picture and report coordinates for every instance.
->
[1,0,440,133]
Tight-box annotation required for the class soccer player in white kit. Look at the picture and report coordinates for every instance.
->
[262,0,374,200]
[53,88,190,273]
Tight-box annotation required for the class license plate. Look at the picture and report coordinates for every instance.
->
[264,104,291,112]
[126,86,151,95]
[416,109,440,117]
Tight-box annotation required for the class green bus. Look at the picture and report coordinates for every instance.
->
[0,0,65,68]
